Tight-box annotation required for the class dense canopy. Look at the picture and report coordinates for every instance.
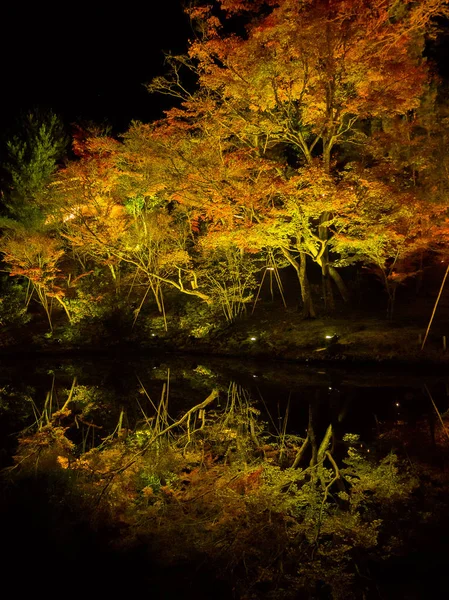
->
[1,0,449,332]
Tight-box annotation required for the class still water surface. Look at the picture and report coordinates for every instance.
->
[1,352,448,464]
[2,353,449,598]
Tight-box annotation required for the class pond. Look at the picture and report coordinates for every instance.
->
[1,352,448,454]
[1,352,449,598]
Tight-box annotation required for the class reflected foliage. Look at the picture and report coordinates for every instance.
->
[2,379,435,599]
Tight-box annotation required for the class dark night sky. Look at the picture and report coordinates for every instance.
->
[0,1,191,133]
[1,1,448,136]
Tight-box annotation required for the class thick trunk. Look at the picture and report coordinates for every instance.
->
[329,266,350,302]
[282,248,316,318]
[382,270,396,319]
[318,213,334,311]
[321,258,334,311]
[387,286,396,320]
[299,252,316,318]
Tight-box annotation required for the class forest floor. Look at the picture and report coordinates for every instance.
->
[179,305,446,365]
[1,269,449,367]
[1,299,449,369]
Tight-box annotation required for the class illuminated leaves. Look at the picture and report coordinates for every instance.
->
[2,233,64,286]
[185,0,444,164]
[3,1,447,325]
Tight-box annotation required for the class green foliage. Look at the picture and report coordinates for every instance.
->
[139,472,162,494]
[3,111,68,224]
[178,299,217,338]
[55,274,134,344]
[342,446,418,510]
[203,247,258,322]
[124,195,145,217]
[0,279,31,327]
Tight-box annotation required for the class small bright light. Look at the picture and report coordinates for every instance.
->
[328,387,332,390]
[250,337,257,341]
[151,334,156,337]
[325,335,333,339]
[266,267,275,271]
[395,402,400,407]
[253,374,258,378]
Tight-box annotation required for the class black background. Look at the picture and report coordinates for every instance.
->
[0,1,191,132]
[0,1,448,135]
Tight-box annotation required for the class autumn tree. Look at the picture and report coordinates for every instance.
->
[0,112,70,327]
[331,171,434,316]
[51,133,127,283]
[1,228,71,329]
[353,88,449,297]
[51,129,213,328]
[122,116,283,320]
[149,0,448,315]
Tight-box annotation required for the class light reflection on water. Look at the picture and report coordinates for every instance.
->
[1,353,448,465]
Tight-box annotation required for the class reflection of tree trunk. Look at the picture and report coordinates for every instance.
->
[108,262,116,281]
[282,248,315,318]
[292,436,309,469]
[330,391,349,453]
[318,424,333,462]
[317,424,333,487]
[308,403,318,467]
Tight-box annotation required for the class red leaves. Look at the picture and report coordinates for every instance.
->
[230,466,264,495]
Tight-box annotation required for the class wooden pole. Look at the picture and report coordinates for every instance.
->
[251,268,267,314]
[421,264,449,351]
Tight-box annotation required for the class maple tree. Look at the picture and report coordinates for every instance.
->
[148,0,448,315]
[2,1,449,332]
[1,228,71,329]
[122,115,293,319]
[51,129,216,329]
[331,171,434,316]
[49,131,125,280]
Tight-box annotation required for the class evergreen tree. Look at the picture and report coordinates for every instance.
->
[2,110,68,224]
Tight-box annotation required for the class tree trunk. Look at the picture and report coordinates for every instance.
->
[308,403,318,468]
[281,248,316,318]
[299,252,316,318]
[319,212,334,311]
[329,266,350,302]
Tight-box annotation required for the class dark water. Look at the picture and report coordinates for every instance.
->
[1,353,449,598]
[1,352,448,454]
